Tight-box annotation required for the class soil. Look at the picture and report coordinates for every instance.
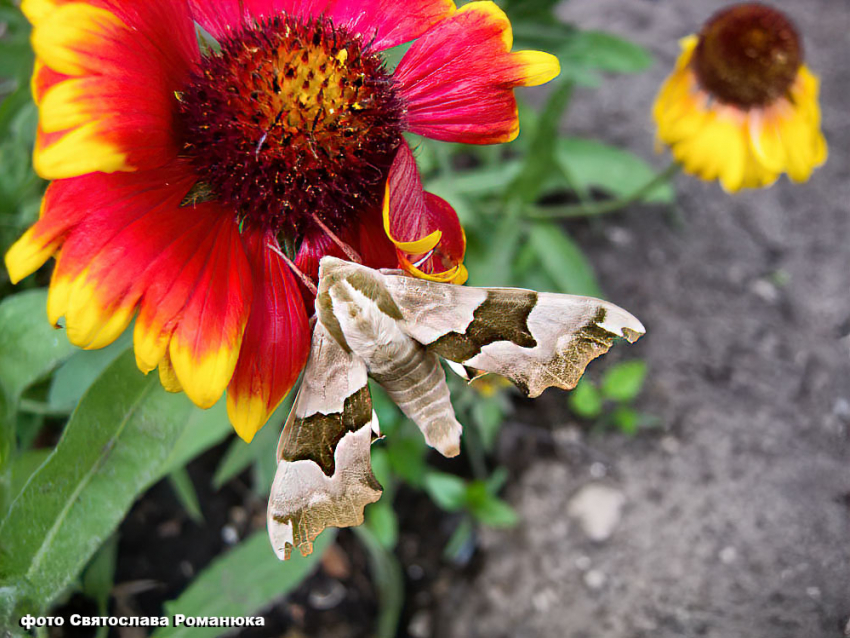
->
[435,1,850,637]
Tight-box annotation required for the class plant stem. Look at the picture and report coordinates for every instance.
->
[526,161,681,220]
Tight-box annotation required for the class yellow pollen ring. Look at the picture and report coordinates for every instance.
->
[382,184,442,254]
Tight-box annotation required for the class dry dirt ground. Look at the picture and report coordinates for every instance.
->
[437,1,850,637]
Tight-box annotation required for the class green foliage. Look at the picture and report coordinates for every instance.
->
[153,531,334,638]
[568,360,652,434]
[0,352,193,617]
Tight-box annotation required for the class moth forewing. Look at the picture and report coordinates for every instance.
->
[379,270,645,398]
[268,414,381,560]
[269,321,382,560]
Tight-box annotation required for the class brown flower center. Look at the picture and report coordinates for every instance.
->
[178,15,403,237]
[692,3,802,108]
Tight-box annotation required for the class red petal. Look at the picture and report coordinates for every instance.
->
[227,231,311,442]
[189,0,333,37]
[385,142,467,282]
[394,1,559,144]
[31,0,199,178]
[328,0,455,52]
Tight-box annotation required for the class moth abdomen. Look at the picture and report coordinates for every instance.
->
[370,341,462,458]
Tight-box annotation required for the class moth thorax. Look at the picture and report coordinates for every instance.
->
[177,15,404,235]
[693,3,802,108]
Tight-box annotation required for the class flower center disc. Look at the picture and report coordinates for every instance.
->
[693,3,802,108]
[178,16,403,236]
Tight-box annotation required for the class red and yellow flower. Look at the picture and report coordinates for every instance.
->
[5,0,559,441]
[653,3,827,192]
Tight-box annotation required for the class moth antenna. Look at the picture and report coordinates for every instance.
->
[267,242,318,297]
[311,213,362,264]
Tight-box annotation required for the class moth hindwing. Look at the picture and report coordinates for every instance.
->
[268,257,645,559]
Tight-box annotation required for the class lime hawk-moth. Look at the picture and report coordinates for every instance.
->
[268,257,645,559]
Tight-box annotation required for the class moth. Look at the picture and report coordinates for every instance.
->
[268,256,645,559]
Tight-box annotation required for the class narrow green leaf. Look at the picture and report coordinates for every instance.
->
[471,399,505,452]
[528,223,602,297]
[558,30,652,76]
[568,380,603,420]
[0,351,196,613]
[557,138,674,205]
[0,289,74,402]
[154,530,334,638]
[365,500,399,550]
[354,526,404,638]
[423,472,467,512]
[81,534,118,620]
[47,329,132,411]
[168,468,203,524]
[161,399,233,476]
[443,516,474,563]
[600,360,647,403]
[211,415,278,490]
[509,80,573,204]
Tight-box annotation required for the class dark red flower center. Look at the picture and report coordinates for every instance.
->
[692,3,802,108]
[177,15,403,239]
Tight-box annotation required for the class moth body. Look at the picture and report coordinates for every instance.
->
[317,259,463,456]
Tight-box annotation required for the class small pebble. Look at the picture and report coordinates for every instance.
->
[221,524,239,545]
[719,547,737,564]
[583,570,607,590]
[589,462,608,479]
[309,580,346,610]
[567,484,626,542]
[575,555,592,571]
[408,610,433,638]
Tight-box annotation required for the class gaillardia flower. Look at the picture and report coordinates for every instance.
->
[653,3,827,192]
[5,0,559,441]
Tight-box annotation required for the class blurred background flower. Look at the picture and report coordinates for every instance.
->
[653,3,827,192]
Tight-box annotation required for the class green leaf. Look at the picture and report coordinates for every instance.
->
[47,330,132,411]
[211,415,279,490]
[385,434,428,488]
[423,472,467,512]
[558,30,652,78]
[154,530,333,638]
[557,138,674,205]
[7,449,50,504]
[509,80,573,204]
[443,516,474,563]
[161,399,233,476]
[471,399,505,452]
[470,494,520,528]
[365,499,398,550]
[168,468,203,524]
[568,380,603,420]
[528,222,602,297]
[600,360,647,403]
[0,289,74,403]
[611,406,641,436]
[81,534,118,628]
[354,525,404,638]
[0,351,196,614]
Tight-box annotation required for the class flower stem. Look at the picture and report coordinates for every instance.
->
[526,161,681,220]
